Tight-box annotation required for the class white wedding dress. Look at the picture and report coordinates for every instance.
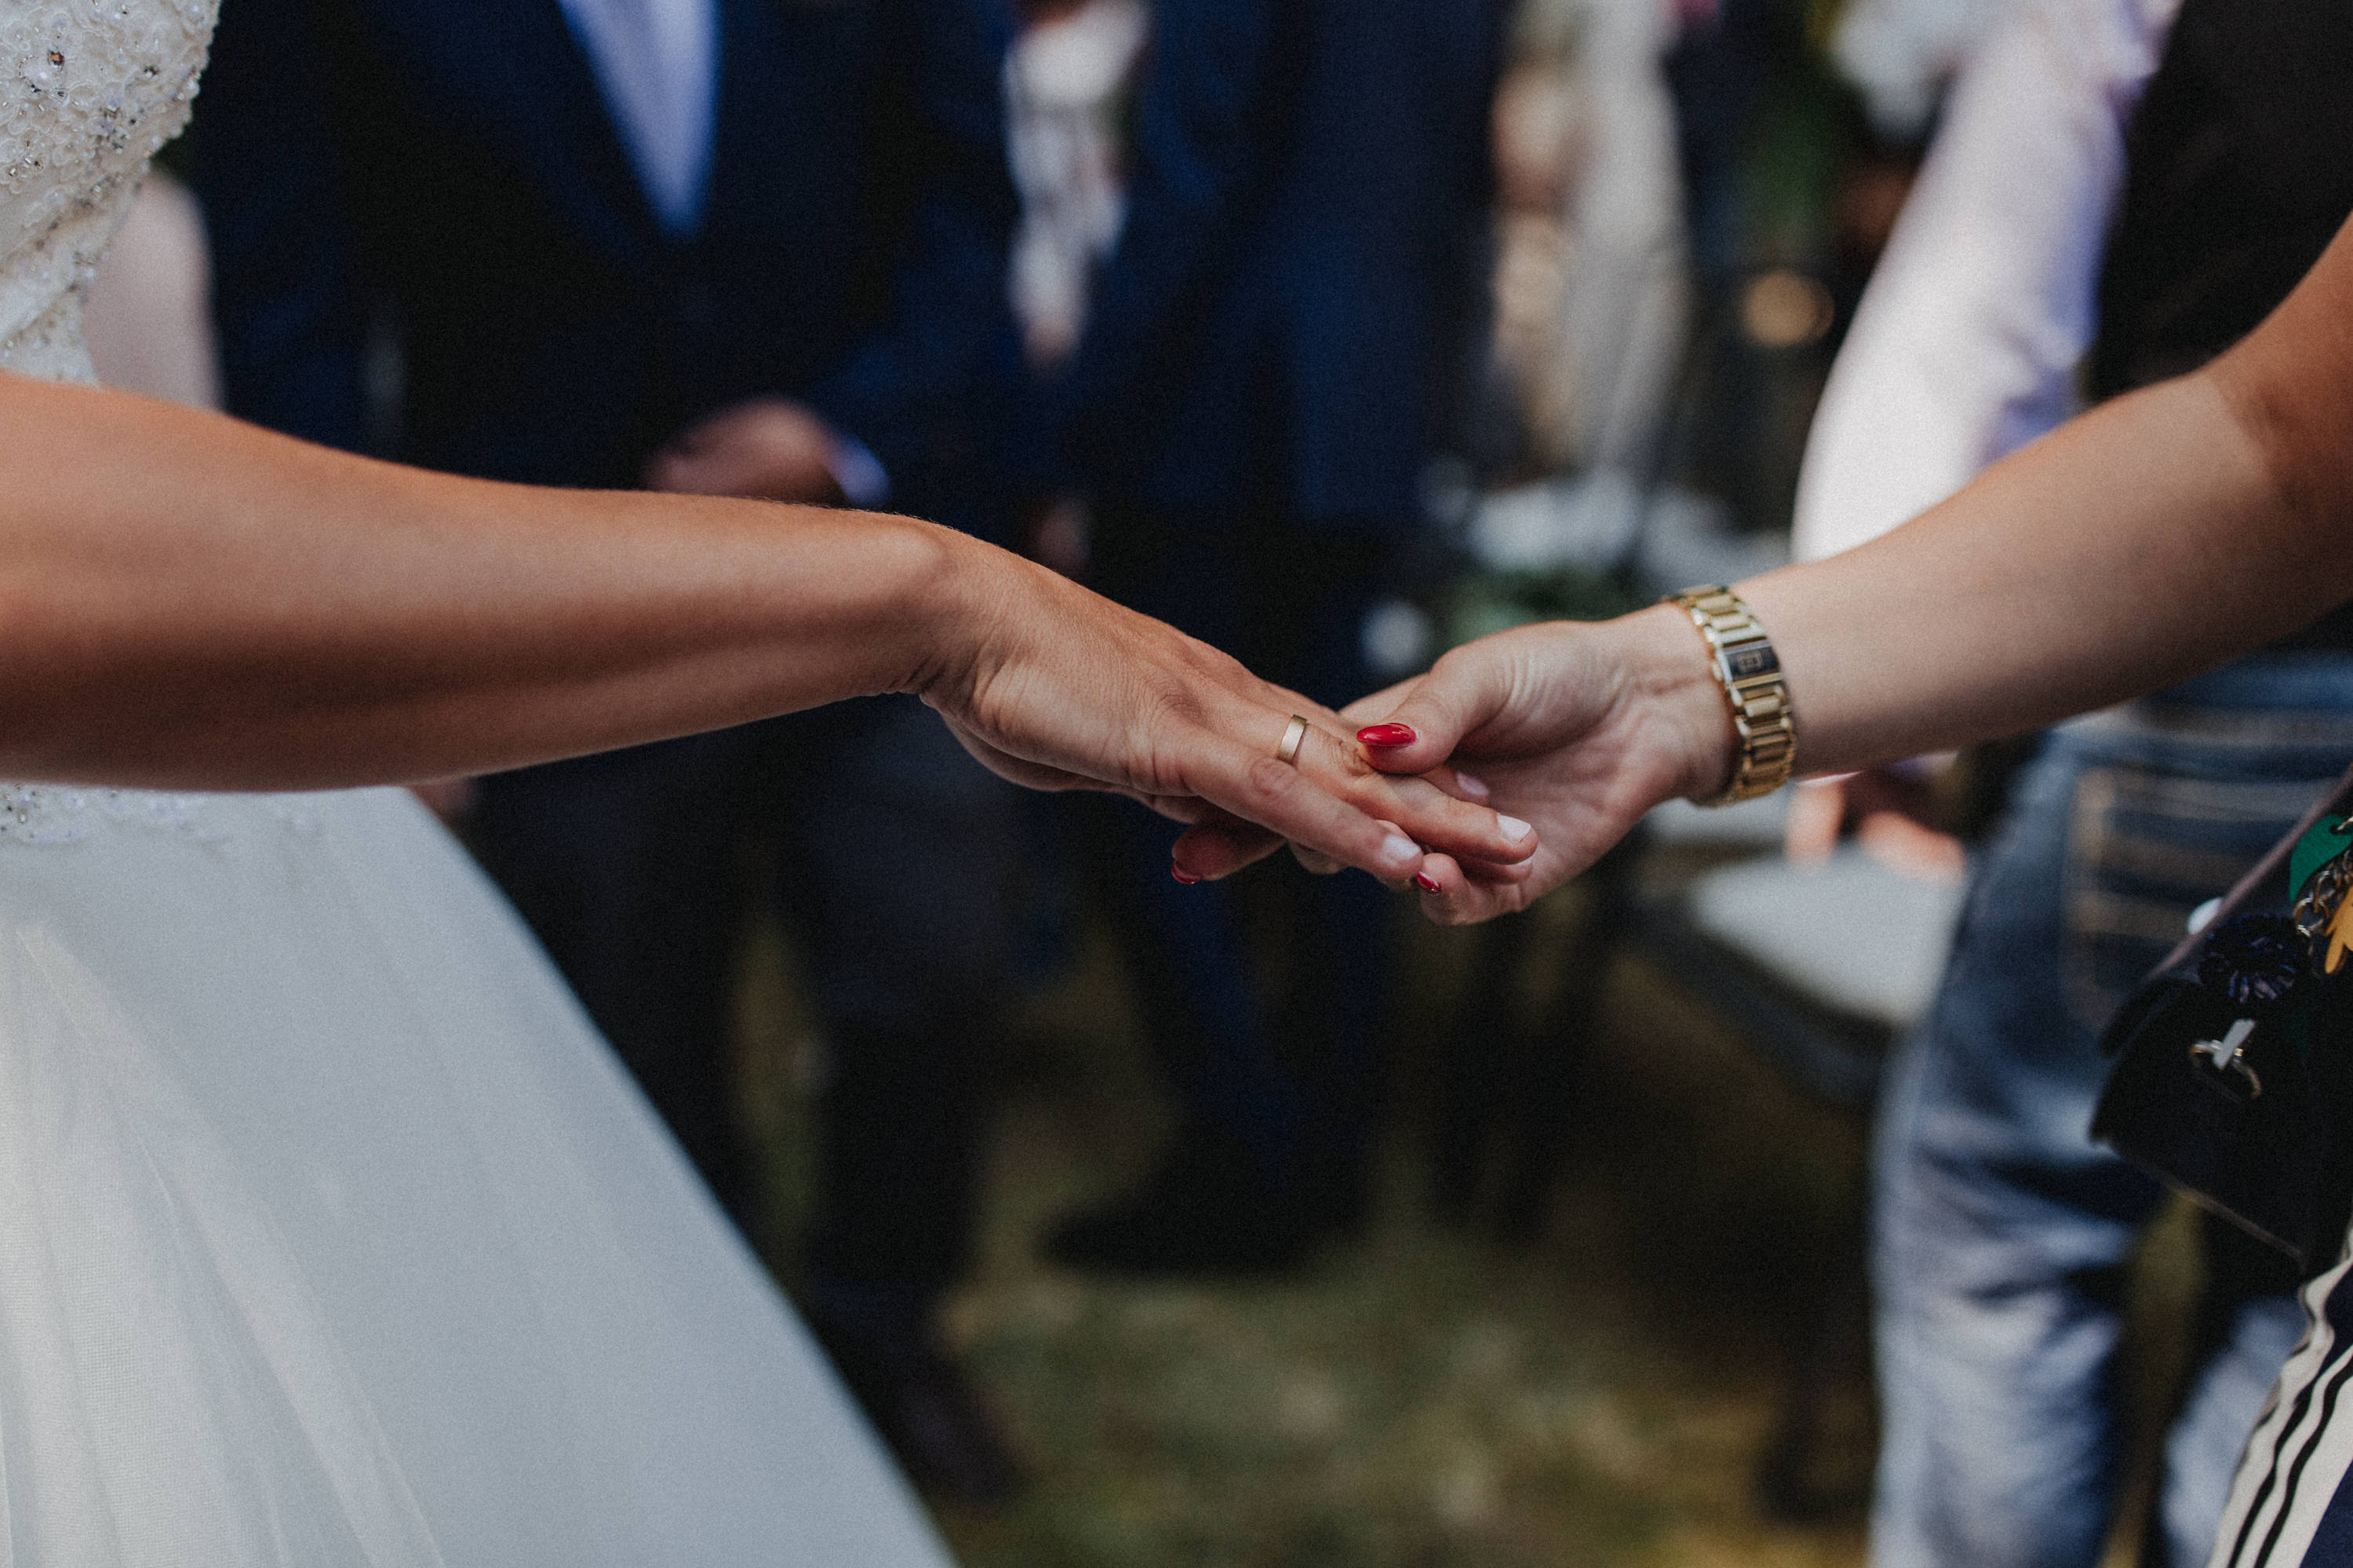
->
[0,6,952,1563]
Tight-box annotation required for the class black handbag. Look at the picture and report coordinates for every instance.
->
[2092,765,2353,1275]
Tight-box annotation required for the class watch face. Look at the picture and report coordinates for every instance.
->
[1725,642,1779,680]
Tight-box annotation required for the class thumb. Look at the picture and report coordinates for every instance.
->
[1351,643,1516,775]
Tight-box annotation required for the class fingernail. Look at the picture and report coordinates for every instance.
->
[1171,866,1201,885]
[1454,773,1491,801]
[1499,815,1532,842]
[1357,723,1417,748]
[1382,835,1421,865]
[1414,871,1441,893]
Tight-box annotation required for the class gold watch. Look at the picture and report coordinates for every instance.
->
[1665,585,1796,807]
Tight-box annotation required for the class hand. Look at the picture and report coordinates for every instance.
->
[914,537,1543,889]
[646,398,849,504]
[1172,606,1732,921]
[1784,763,1966,884]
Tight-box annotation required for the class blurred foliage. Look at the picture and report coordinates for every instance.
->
[1441,566,1649,650]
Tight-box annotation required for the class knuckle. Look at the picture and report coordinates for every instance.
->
[1246,753,1302,802]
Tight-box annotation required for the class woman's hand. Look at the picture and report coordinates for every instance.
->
[1174,606,1733,919]
[912,535,1541,887]
[645,398,852,505]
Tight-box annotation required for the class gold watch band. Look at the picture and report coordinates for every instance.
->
[1665,585,1797,807]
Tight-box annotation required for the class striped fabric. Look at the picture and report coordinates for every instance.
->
[2210,1247,2353,1566]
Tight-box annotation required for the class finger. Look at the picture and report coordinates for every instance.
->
[647,454,728,497]
[1288,726,1535,866]
[1177,724,1432,886]
[1289,844,1344,875]
[1347,645,1518,776]
[1453,853,1537,886]
[1409,853,1535,925]
[1302,816,1408,878]
[1340,677,1419,728]
[1855,813,1969,884]
[1171,821,1288,879]
[1783,776,1846,868]
[1437,763,1491,803]
[1169,758,1486,882]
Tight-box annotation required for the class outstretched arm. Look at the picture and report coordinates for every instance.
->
[0,374,1534,886]
[1223,205,2353,919]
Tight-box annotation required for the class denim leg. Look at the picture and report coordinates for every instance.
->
[1872,737,2160,1568]
[1873,652,2353,1568]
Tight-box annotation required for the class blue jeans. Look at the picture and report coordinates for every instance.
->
[1873,653,2353,1568]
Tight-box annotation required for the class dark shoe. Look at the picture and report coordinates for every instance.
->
[1044,1132,1347,1277]
[803,1296,1024,1508]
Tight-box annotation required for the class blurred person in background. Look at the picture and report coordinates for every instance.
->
[1486,0,1688,486]
[1002,0,1145,583]
[1033,0,1507,1274]
[1003,0,1146,373]
[1831,0,2009,148]
[1791,0,2353,1559]
[192,0,1032,1502]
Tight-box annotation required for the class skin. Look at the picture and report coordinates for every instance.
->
[0,371,1539,886]
[644,397,850,505]
[1175,209,2353,921]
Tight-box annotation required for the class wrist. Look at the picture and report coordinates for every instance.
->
[1611,602,1746,805]
[865,512,988,698]
[894,519,1062,711]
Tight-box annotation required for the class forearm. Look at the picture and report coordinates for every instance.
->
[0,376,973,788]
[1740,369,2324,774]
[1752,202,2353,777]
[1357,212,2353,922]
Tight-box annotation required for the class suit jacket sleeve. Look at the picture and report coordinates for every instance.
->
[800,0,1023,497]
[1042,0,1291,486]
[190,0,373,454]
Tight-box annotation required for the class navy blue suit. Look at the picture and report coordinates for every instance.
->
[1044,0,1502,1246]
[1053,0,1500,530]
[198,0,1018,512]
[193,0,1025,1296]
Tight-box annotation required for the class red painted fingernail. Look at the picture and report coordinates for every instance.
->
[1357,723,1417,748]
[1414,871,1441,893]
[1171,867,1201,885]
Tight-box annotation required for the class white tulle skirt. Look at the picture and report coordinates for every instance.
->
[0,784,949,1566]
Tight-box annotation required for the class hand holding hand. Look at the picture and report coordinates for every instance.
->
[646,398,851,504]
[915,539,1541,889]
[1173,606,1735,920]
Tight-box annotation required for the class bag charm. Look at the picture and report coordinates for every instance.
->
[2199,913,2307,1007]
[2174,913,2303,1102]
[2290,817,2353,974]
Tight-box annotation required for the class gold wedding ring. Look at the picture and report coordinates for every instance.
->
[1277,714,1310,766]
